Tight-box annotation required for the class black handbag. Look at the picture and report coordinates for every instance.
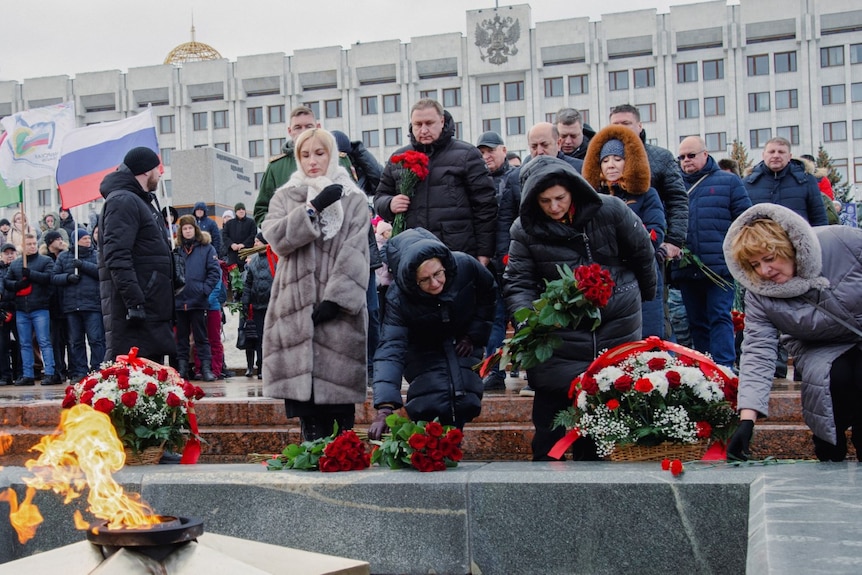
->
[172,247,186,294]
[236,318,259,350]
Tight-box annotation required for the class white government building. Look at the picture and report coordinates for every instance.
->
[0,0,860,222]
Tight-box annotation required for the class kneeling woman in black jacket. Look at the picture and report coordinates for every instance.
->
[368,228,496,439]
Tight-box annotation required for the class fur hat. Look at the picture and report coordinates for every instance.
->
[43,230,62,245]
[123,147,160,176]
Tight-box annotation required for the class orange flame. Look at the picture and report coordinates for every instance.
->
[21,404,161,534]
[0,432,11,455]
[0,487,44,544]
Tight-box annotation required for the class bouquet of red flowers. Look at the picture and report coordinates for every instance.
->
[258,427,371,472]
[480,263,615,374]
[371,414,464,472]
[389,150,430,237]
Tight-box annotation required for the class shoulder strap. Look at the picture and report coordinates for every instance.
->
[803,295,862,339]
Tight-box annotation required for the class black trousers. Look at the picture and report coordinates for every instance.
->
[812,347,862,462]
[531,387,598,461]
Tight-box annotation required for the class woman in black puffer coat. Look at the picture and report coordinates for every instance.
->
[368,228,496,438]
[504,156,657,460]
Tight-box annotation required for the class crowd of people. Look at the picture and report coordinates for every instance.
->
[2,98,859,464]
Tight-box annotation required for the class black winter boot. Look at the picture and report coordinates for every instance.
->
[177,360,189,380]
[201,365,215,382]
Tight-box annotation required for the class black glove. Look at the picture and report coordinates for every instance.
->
[71,259,83,269]
[311,300,339,325]
[125,305,146,324]
[368,406,394,440]
[66,273,81,285]
[310,184,343,213]
[455,335,474,358]
[727,419,755,461]
[21,267,30,278]
[14,279,29,291]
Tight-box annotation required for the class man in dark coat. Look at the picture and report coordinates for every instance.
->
[221,202,257,270]
[99,146,176,363]
[743,137,828,226]
[374,99,497,264]
[556,107,596,160]
[0,243,20,385]
[368,227,496,438]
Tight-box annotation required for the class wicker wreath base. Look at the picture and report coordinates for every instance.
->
[124,445,165,466]
[607,441,708,462]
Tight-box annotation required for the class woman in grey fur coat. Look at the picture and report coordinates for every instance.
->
[261,129,370,441]
[724,203,862,461]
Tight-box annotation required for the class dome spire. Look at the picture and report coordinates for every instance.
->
[164,13,221,66]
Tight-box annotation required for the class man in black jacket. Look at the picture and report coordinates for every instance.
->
[0,243,20,385]
[374,99,497,265]
[222,202,257,271]
[555,108,595,160]
[99,147,176,363]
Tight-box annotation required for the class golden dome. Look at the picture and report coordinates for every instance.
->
[164,25,222,65]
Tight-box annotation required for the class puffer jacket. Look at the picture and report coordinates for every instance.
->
[638,130,689,248]
[671,155,751,281]
[4,252,54,313]
[175,233,221,311]
[192,202,223,257]
[503,156,656,393]
[52,243,101,313]
[723,203,862,444]
[374,111,497,258]
[241,251,274,313]
[743,159,827,226]
[373,228,495,425]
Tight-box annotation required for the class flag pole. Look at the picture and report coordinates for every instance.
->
[19,180,28,269]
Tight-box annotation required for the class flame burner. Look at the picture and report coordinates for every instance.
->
[86,516,204,562]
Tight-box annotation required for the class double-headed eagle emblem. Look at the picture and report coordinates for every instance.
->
[475,15,520,65]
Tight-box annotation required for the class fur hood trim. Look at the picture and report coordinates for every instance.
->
[582,125,651,195]
[723,203,829,298]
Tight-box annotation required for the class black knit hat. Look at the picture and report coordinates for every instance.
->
[44,230,62,245]
[234,202,246,211]
[123,147,160,176]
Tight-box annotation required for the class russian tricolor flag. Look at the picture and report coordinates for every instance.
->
[56,108,159,208]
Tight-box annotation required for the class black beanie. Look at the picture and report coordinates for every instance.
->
[123,147,160,176]
[44,230,62,245]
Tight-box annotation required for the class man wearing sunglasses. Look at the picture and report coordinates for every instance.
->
[670,136,752,370]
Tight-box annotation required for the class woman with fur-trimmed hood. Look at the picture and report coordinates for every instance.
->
[724,203,862,462]
[261,128,369,442]
[583,125,666,338]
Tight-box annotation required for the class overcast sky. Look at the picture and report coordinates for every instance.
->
[0,0,726,83]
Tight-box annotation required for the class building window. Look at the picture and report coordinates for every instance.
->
[454,122,463,140]
[678,98,699,119]
[37,188,51,208]
[362,130,379,148]
[254,172,264,189]
[268,105,284,124]
[580,109,590,126]
[544,77,564,97]
[677,62,698,83]
[854,119,862,140]
[213,110,229,129]
[776,125,800,146]
[824,121,847,142]
[420,89,437,100]
[442,88,461,107]
[269,138,285,156]
[545,113,556,123]
[192,112,207,131]
[325,99,342,119]
[853,82,862,102]
[248,140,264,157]
[609,70,629,91]
[481,84,500,104]
[822,84,846,105]
[637,103,656,123]
[482,118,502,134]
[747,54,769,76]
[506,116,525,136]
[214,142,230,152]
[775,89,798,110]
[748,92,770,112]
[303,101,320,119]
[384,127,402,147]
[704,96,725,117]
[158,115,175,134]
[855,157,862,183]
[821,46,844,67]
[361,96,378,115]
[704,132,727,152]
[703,59,724,81]
[160,147,173,166]
[774,51,797,73]
[568,75,588,95]
[505,81,525,101]
[383,94,401,113]
[833,158,849,186]
[750,128,771,148]
[634,67,655,88]
[247,107,263,125]
[852,43,862,64]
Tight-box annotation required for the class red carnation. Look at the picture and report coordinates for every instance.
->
[661,458,671,470]
[121,391,138,408]
[145,382,158,396]
[613,374,633,393]
[166,392,182,407]
[634,377,654,393]
[647,357,666,371]
[605,398,620,410]
[93,397,115,414]
[666,371,682,389]
[695,421,712,439]
[670,459,684,476]
[61,393,77,409]
[425,421,444,438]
[80,390,95,405]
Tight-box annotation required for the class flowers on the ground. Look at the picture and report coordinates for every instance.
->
[554,337,739,458]
[61,347,203,453]
[389,150,430,237]
[480,264,614,375]
[262,427,371,472]
[661,458,685,476]
[371,414,463,472]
